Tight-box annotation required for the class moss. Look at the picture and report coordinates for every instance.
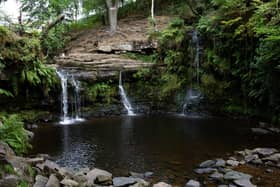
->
[85,82,118,105]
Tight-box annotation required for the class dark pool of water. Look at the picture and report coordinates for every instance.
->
[31,115,280,185]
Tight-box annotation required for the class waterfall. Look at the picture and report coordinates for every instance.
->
[181,30,202,115]
[182,88,201,115]
[191,30,201,85]
[56,69,84,125]
[118,72,135,116]
[70,76,83,121]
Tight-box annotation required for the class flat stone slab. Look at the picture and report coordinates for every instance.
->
[252,148,278,157]
[113,177,137,187]
[195,168,217,174]
[209,172,224,180]
[262,153,280,162]
[234,179,256,187]
[199,160,216,168]
[224,171,252,180]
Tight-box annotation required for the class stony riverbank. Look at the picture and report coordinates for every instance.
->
[1,141,280,187]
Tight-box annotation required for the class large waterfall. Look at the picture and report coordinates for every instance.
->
[118,72,135,116]
[57,70,84,125]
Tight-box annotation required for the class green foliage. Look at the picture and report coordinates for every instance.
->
[0,88,13,97]
[17,181,29,187]
[3,164,16,174]
[0,115,31,154]
[0,26,58,97]
[124,53,156,64]
[69,14,103,31]
[87,82,117,104]
[160,74,182,97]
[42,24,70,57]
[133,68,152,80]
[197,0,280,119]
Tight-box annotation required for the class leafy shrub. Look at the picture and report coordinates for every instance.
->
[0,115,31,154]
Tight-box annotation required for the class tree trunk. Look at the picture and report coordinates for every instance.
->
[41,15,65,38]
[106,0,119,33]
[108,7,118,33]
[151,0,154,19]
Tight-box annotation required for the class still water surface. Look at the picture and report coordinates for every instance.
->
[31,115,279,185]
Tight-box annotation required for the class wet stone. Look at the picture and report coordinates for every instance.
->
[185,179,200,187]
[245,154,259,163]
[209,172,224,181]
[113,177,137,187]
[215,159,226,168]
[60,178,79,187]
[153,182,172,187]
[199,160,216,168]
[226,160,239,167]
[194,168,217,174]
[34,175,48,187]
[262,153,280,162]
[252,148,278,157]
[234,179,256,187]
[224,171,252,180]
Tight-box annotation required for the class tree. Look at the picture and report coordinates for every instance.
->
[151,0,154,19]
[105,0,119,33]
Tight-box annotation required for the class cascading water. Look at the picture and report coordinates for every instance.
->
[56,69,84,124]
[70,76,84,121]
[118,72,135,116]
[181,30,202,115]
[182,88,201,115]
[191,30,201,85]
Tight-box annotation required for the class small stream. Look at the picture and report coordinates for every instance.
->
[30,115,280,185]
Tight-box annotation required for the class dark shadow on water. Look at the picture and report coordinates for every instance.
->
[31,115,280,185]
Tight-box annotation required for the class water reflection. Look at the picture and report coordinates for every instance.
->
[31,116,280,185]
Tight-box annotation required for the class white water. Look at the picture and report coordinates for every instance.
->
[182,88,201,115]
[181,30,202,115]
[57,70,84,125]
[118,72,135,116]
[192,30,201,85]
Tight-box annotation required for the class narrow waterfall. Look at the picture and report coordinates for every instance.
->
[118,72,135,116]
[181,30,202,115]
[57,70,69,123]
[191,30,201,85]
[56,69,84,124]
[70,76,83,121]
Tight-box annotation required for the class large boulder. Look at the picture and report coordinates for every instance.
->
[86,168,112,185]
[42,160,60,174]
[0,175,20,187]
[34,175,48,187]
[46,174,60,187]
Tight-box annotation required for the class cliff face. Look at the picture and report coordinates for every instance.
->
[54,16,171,81]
